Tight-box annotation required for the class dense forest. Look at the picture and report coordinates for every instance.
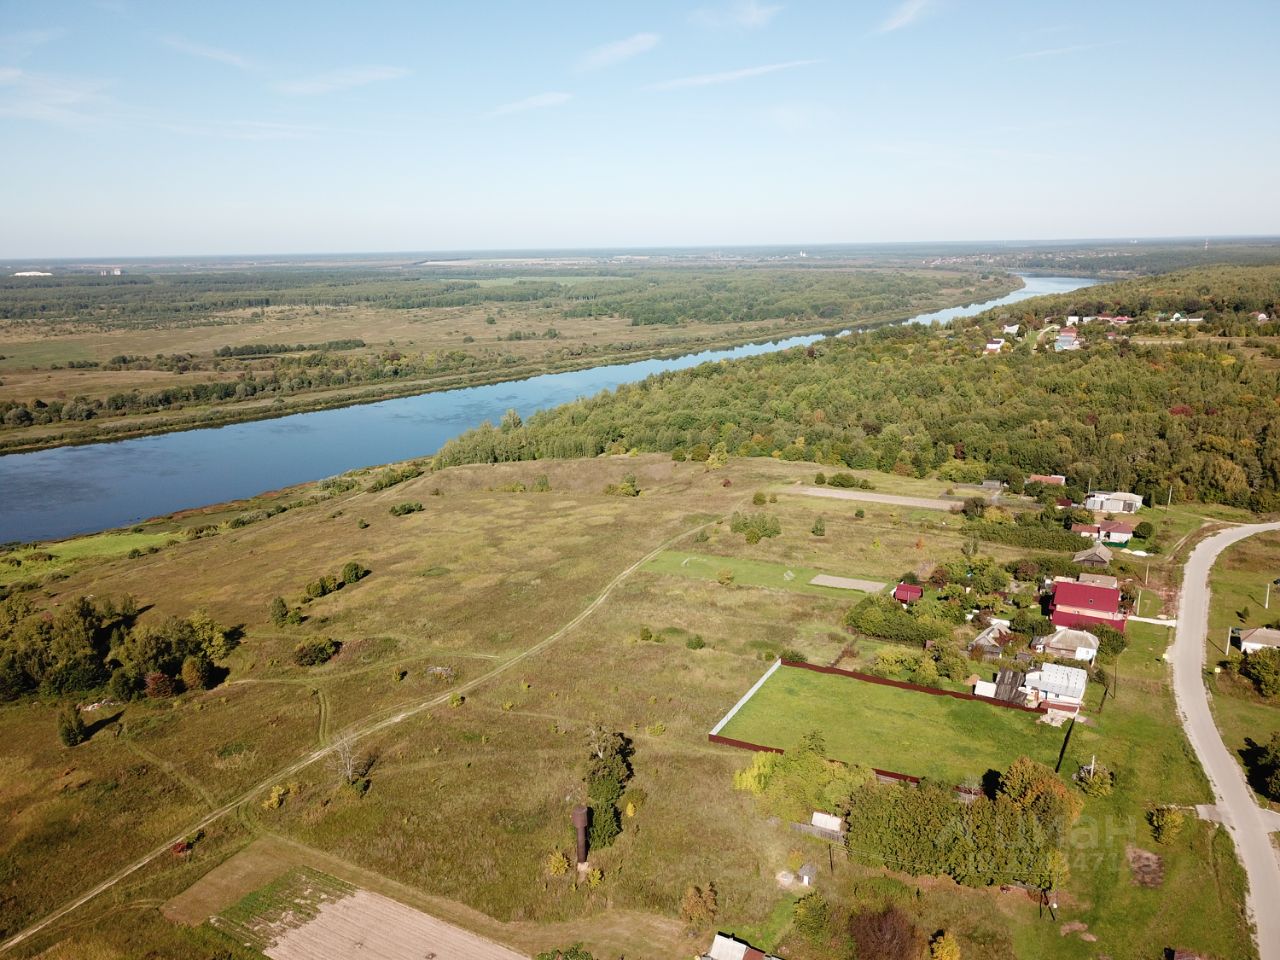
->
[435,321,1280,511]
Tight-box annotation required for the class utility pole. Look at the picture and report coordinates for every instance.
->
[1166,486,1172,511]
[1266,577,1280,609]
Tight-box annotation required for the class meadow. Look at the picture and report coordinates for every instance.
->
[0,455,1256,960]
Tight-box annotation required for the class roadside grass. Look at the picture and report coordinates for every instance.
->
[643,549,880,598]
[716,664,1069,784]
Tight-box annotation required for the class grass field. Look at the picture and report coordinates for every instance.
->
[0,455,1259,960]
[716,663,1067,784]
[643,549,881,598]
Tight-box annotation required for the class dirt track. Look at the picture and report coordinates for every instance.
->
[793,485,956,512]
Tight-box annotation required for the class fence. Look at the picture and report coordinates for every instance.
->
[778,659,1047,714]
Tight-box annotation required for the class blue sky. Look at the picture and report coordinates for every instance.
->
[1,0,1277,257]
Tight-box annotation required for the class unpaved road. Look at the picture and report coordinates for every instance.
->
[1171,521,1280,960]
[793,485,956,512]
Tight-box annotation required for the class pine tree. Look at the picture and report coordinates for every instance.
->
[57,705,87,747]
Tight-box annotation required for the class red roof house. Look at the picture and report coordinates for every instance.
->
[1050,577,1126,631]
[893,582,923,605]
[1028,473,1067,486]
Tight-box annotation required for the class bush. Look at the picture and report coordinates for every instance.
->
[340,561,368,585]
[180,655,212,692]
[57,705,87,746]
[685,636,706,650]
[269,596,289,627]
[1148,805,1185,844]
[544,850,570,877]
[811,516,826,537]
[849,906,923,960]
[293,638,340,666]
[1241,648,1280,699]
[305,575,340,600]
[793,891,829,943]
[1134,520,1154,539]
[145,671,177,698]
[389,501,424,516]
[729,511,781,543]
[827,472,874,489]
[717,568,735,586]
[814,472,826,485]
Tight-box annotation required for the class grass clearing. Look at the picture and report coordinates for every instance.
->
[643,549,881,598]
[716,664,1068,783]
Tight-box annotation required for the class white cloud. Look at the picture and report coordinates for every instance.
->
[0,67,109,125]
[161,35,254,71]
[488,91,572,117]
[577,32,660,72]
[648,59,819,91]
[876,0,932,33]
[692,1,783,29]
[276,65,409,96]
[1012,40,1122,61]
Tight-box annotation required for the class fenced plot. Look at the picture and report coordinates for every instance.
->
[215,868,526,960]
[712,662,1068,784]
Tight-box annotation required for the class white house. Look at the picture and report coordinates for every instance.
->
[984,338,1006,355]
[1033,627,1100,663]
[1002,323,1021,336]
[1239,627,1280,655]
[1065,316,1081,327]
[811,811,845,835]
[703,933,781,960]
[1084,491,1143,514]
[1023,663,1088,712]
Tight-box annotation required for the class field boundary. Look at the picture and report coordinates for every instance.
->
[709,659,782,736]
[779,659,1046,714]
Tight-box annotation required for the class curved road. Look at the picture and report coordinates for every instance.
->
[1172,522,1280,960]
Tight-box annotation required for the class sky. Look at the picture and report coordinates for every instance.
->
[1,0,1278,258]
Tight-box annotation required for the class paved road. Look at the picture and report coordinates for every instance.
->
[793,485,956,512]
[1171,521,1280,960]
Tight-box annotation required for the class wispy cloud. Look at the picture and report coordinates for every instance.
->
[1011,40,1122,61]
[0,28,64,59]
[0,66,109,125]
[276,65,409,96]
[577,32,660,72]
[692,0,783,29]
[161,35,254,71]
[648,59,819,91]
[876,0,932,33]
[488,91,572,117]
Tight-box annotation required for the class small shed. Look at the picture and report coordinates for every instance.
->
[893,582,923,605]
[798,863,818,887]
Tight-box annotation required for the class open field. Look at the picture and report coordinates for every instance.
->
[643,549,883,598]
[715,663,1068,783]
[0,455,1259,960]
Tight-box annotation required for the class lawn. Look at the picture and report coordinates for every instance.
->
[715,663,1067,784]
[0,530,177,585]
[643,549,881,598]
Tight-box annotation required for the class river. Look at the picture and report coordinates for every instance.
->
[0,274,1097,544]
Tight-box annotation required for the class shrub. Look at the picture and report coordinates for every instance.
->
[1134,520,1155,539]
[340,561,368,585]
[145,671,177,698]
[1149,805,1185,844]
[293,638,340,666]
[389,501,424,516]
[717,568,735,586]
[679,882,718,929]
[752,491,767,506]
[544,850,570,877]
[793,892,829,942]
[811,516,826,537]
[931,931,962,960]
[1074,762,1114,796]
[1241,648,1280,699]
[729,511,781,543]
[305,575,340,599]
[604,473,640,497]
[368,464,423,491]
[671,448,687,462]
[57,705,87,746]
[855,508,865,519]
[849,906,923,960]
[180,655,212,692]
[269,596,289,627]
[814,472,826,485]
[686,636,706,650]
[533,474,551,492]
[827,472,874,489]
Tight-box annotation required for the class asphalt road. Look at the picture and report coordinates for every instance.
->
[1171,521,1280,960]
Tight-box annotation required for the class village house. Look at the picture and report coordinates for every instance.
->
[1002,323,1021,336]
[1238,627,1280,655]
[1027,473,1066,486]
[1054,328,1080,351]
[1033,626,1100,663]
[973,662,1088,713]
[703,933,781,960]
[1084,491,1143,514]
[1071,519,1136,545]
[1050,575,1127,632]
[969,623,1016,661]
[892,582,923,605]
[984,338,1006,355]
[1072,542,1113,568]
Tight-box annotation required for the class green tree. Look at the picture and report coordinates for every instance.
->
[269,596,289,627]
[180,655,212,692]
[535,946,594,960]
[57,705,87,746]
[341,561,367,585]
[811,516,826,537]
[1241,649,1280,698]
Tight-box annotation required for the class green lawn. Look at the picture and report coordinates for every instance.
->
[644,549,880,598]
[1,530,178,585]
[716,664,1067,784]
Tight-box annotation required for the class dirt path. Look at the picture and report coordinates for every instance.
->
[0,511,732,956]
[792,485,956,512]
[121,741,216,811]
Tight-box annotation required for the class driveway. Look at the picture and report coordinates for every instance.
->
[1171,521,1280,960]
[793,485,956,512]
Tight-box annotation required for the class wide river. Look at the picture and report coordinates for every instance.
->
[1,275,1096,544]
